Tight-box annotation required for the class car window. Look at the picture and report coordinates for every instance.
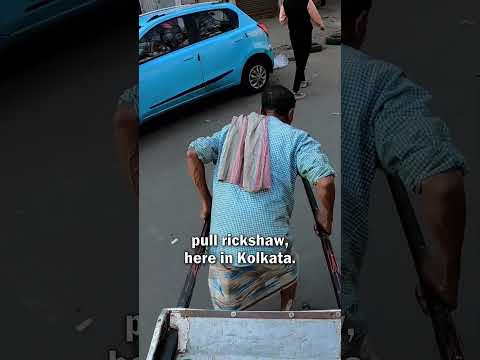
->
[193,9,239,41]
[139,16,191,64]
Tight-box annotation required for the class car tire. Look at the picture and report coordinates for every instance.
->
[241,58,270,94]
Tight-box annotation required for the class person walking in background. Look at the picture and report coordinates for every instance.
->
[279,0,325,100]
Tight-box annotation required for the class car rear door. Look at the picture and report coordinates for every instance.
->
[189,8,245,93]
[139,15,204,121]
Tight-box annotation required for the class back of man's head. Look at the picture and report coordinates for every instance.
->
[261,85,296,122]
[342,0,372,18]
[342,0,372,48]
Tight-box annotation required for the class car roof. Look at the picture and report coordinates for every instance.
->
[139,1,235,29]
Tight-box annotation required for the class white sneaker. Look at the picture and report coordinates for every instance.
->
[294,92,306,100]
[300,81,310,88]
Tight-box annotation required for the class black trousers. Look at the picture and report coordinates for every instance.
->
[290,28,312,92]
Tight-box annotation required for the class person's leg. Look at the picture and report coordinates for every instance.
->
[208,263,243,310]
[298,48,307,86]
[293,49,308,93]
[290,29,306,93]
[293,33,311,93]
[292,45,303,93]
[301,30,313,84]
[280,281,297,310]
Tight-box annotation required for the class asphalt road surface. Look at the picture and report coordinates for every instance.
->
[139,46,341,357]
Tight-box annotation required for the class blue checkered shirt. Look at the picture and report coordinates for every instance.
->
[189,115,335,266]
[342,45,466,333]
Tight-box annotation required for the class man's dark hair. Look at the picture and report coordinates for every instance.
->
[342,0,372,18]
[261,85,296,116]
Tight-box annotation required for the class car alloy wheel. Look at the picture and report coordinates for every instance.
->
[248,64,267,90]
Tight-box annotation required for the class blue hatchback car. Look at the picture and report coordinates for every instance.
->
[139,2,274,123]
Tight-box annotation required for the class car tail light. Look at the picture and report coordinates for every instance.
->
[258,22,269,37]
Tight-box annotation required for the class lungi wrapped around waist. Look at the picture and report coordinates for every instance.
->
[208,253,299,310]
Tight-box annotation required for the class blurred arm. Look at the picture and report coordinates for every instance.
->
[307,0,325,28]
[420,170,465,309]
[113,104,139,200]
[279,5,288,25]
[374,70,467,308]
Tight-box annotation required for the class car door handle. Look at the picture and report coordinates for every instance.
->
[183,56,194,61]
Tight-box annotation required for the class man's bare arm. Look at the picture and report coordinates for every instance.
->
[307,0,325,29]
[279,5,288,25]
[313,175,335,234]
[420,170,465,309]
[186,149,212,220]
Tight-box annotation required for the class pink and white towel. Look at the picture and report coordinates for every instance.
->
[218,113,272,192]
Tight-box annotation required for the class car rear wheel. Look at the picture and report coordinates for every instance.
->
[242,59,270,94]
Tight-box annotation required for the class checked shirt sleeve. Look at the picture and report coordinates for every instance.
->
[373,69,466,192]
[296,132,335,185]
[188,125,230,165]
